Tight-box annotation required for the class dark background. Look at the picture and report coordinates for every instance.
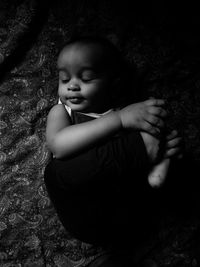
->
[0,0,200,266]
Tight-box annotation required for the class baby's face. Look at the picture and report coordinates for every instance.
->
[57,43,112,113]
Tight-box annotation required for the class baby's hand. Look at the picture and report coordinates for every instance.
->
[164,130,183,159]
[119,99,167,136]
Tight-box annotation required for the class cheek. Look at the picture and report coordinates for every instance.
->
[58,84,66,95]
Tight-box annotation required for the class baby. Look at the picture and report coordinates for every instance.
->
[44,36,182,266]
[46,36,181,187]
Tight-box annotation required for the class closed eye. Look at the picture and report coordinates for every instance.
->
[58,70,70,84]
[81,72,98,82]
[61,78,70,84]
[81,77,95,82]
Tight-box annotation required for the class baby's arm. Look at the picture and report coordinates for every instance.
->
[46,104,122,158]
[46,99,166,159]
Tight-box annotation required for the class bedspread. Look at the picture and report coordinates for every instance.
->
[0,0,200,266]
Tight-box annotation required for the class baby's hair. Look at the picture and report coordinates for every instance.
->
[60,35,125,78]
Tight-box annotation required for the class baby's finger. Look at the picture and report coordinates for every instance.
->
[142,121,161,136]
[166,137,182,148]
[166,130,178,140]
[148,106,168,118]
[164,151,183,160]
[145,98,165,107]
[164,147,182,158]
[145,115,165,128]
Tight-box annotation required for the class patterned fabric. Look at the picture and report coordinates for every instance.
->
[0,0,200,266]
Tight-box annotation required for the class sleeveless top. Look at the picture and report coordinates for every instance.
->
[59,103,114,125]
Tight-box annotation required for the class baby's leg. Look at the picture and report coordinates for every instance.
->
[141,132,170,188]
[44,130,149,245]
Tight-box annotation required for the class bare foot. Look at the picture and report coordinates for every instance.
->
[148,158,170,188]
[141,129,182,188]
[141,132,170,188]
[140,132,160,164]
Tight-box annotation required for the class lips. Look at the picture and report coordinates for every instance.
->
[68,96,84,104]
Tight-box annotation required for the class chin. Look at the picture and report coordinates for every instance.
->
[67,103,87,112]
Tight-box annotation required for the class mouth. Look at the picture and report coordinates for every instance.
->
[68,97,84,104]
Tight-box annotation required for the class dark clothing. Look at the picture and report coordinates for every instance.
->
[44,111,152,247]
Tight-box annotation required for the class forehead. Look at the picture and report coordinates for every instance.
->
[57,43,106,69]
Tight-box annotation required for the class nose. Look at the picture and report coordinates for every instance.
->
[68,82,80,91]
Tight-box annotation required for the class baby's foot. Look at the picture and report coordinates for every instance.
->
[140,132,160,164]
[148,129,183,188]
[148,158,170,188]
[141,131,170,188]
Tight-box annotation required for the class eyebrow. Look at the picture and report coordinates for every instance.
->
[57,66,97,72]
[57,67,67,72]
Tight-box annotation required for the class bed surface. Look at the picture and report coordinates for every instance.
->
[0,0,200,266]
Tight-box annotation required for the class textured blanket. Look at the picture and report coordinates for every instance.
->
[0,0,200,266]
